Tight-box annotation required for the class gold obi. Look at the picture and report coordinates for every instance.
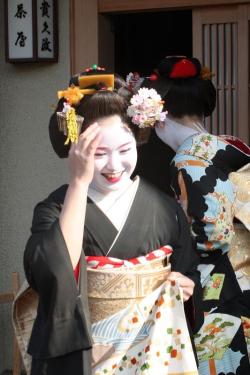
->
[87,256,171,323]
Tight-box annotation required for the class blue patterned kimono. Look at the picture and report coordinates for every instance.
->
[170,133,250,375]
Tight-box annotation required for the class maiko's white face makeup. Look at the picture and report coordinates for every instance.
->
[91,115,137,194]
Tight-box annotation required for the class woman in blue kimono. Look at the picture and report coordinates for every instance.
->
[20,68,201,375]
[135,56,250,375]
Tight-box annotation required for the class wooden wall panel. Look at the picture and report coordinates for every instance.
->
[98,14,115,71]
[70,0,98,75]
[98,0,250,13]
[193,5,249,143]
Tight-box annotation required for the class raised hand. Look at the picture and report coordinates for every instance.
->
[68,123,101,185]
[60,123,101,268]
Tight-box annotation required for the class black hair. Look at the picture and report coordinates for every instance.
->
[142,56,216,119]
[49,72,138,158]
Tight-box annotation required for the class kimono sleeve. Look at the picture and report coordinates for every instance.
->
[170,162,235,256]
[170,203,200,284]
[170,202,203,333]
[23,187,92,359]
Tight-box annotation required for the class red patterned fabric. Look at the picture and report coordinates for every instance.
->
[73,246,172,280]
[86,245,173,269]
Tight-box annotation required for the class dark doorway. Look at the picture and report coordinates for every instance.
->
[112,10,193,196]
[113,10,192,77]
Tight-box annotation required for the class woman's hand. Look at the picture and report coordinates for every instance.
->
[68,123,101,185]
[167,271,195,301]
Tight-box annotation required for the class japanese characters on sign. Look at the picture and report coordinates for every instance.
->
[6,0,34,60]
[37,0,56,59]
[5,0,58,62]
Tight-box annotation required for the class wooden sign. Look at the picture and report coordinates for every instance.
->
[5,0,58,62]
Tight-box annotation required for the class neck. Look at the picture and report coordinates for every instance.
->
[168,114,204,131]
[155,114,207,152]
[89,178,133,198]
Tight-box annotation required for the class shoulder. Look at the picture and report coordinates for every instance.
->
[176,133,228,162]
[46,184,68,205]
[31,185,68,232]
[34,184,68,208]
[139,178,179,212]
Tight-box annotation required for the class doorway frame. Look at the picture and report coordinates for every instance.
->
[70,0,249,74]
[98,0,250,13]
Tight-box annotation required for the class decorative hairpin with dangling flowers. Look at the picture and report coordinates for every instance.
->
[127,87,167,128]
[56,85,85,145]
[56,68,115,145]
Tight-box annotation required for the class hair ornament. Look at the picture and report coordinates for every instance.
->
[84,64,106,73]
[56,86,85,144]
[56,101,84,145]
[200,66,215,80]
[57,85,84,105]
[127,87,167,128]
[56,70,114,144]
[169,58,197,78]
[78,73,114,91]
[78,65,114,90]
[149,73,158,81]
[126,72,144,92]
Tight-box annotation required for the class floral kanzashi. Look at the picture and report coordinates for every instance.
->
[127,88,167,128]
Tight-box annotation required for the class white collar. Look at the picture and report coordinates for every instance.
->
[155,115,207,152]
[88,177,139,231]
[88,177,138,213]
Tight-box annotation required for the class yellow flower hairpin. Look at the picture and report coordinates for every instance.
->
[57,85,85,145]
[57,85,84,105]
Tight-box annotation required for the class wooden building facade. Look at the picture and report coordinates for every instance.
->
[70,0,250,143]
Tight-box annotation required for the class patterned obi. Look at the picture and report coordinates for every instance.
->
[87,246,172,323]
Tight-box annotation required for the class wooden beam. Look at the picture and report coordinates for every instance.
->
[98,14,115,72]
[70,0,98,75]
[98,0,250,13]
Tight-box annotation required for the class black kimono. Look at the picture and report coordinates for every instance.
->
[24,178,201,375]
[168,133,250,374]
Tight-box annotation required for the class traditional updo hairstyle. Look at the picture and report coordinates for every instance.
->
[142,56,216,119]
[49,70,137,158]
